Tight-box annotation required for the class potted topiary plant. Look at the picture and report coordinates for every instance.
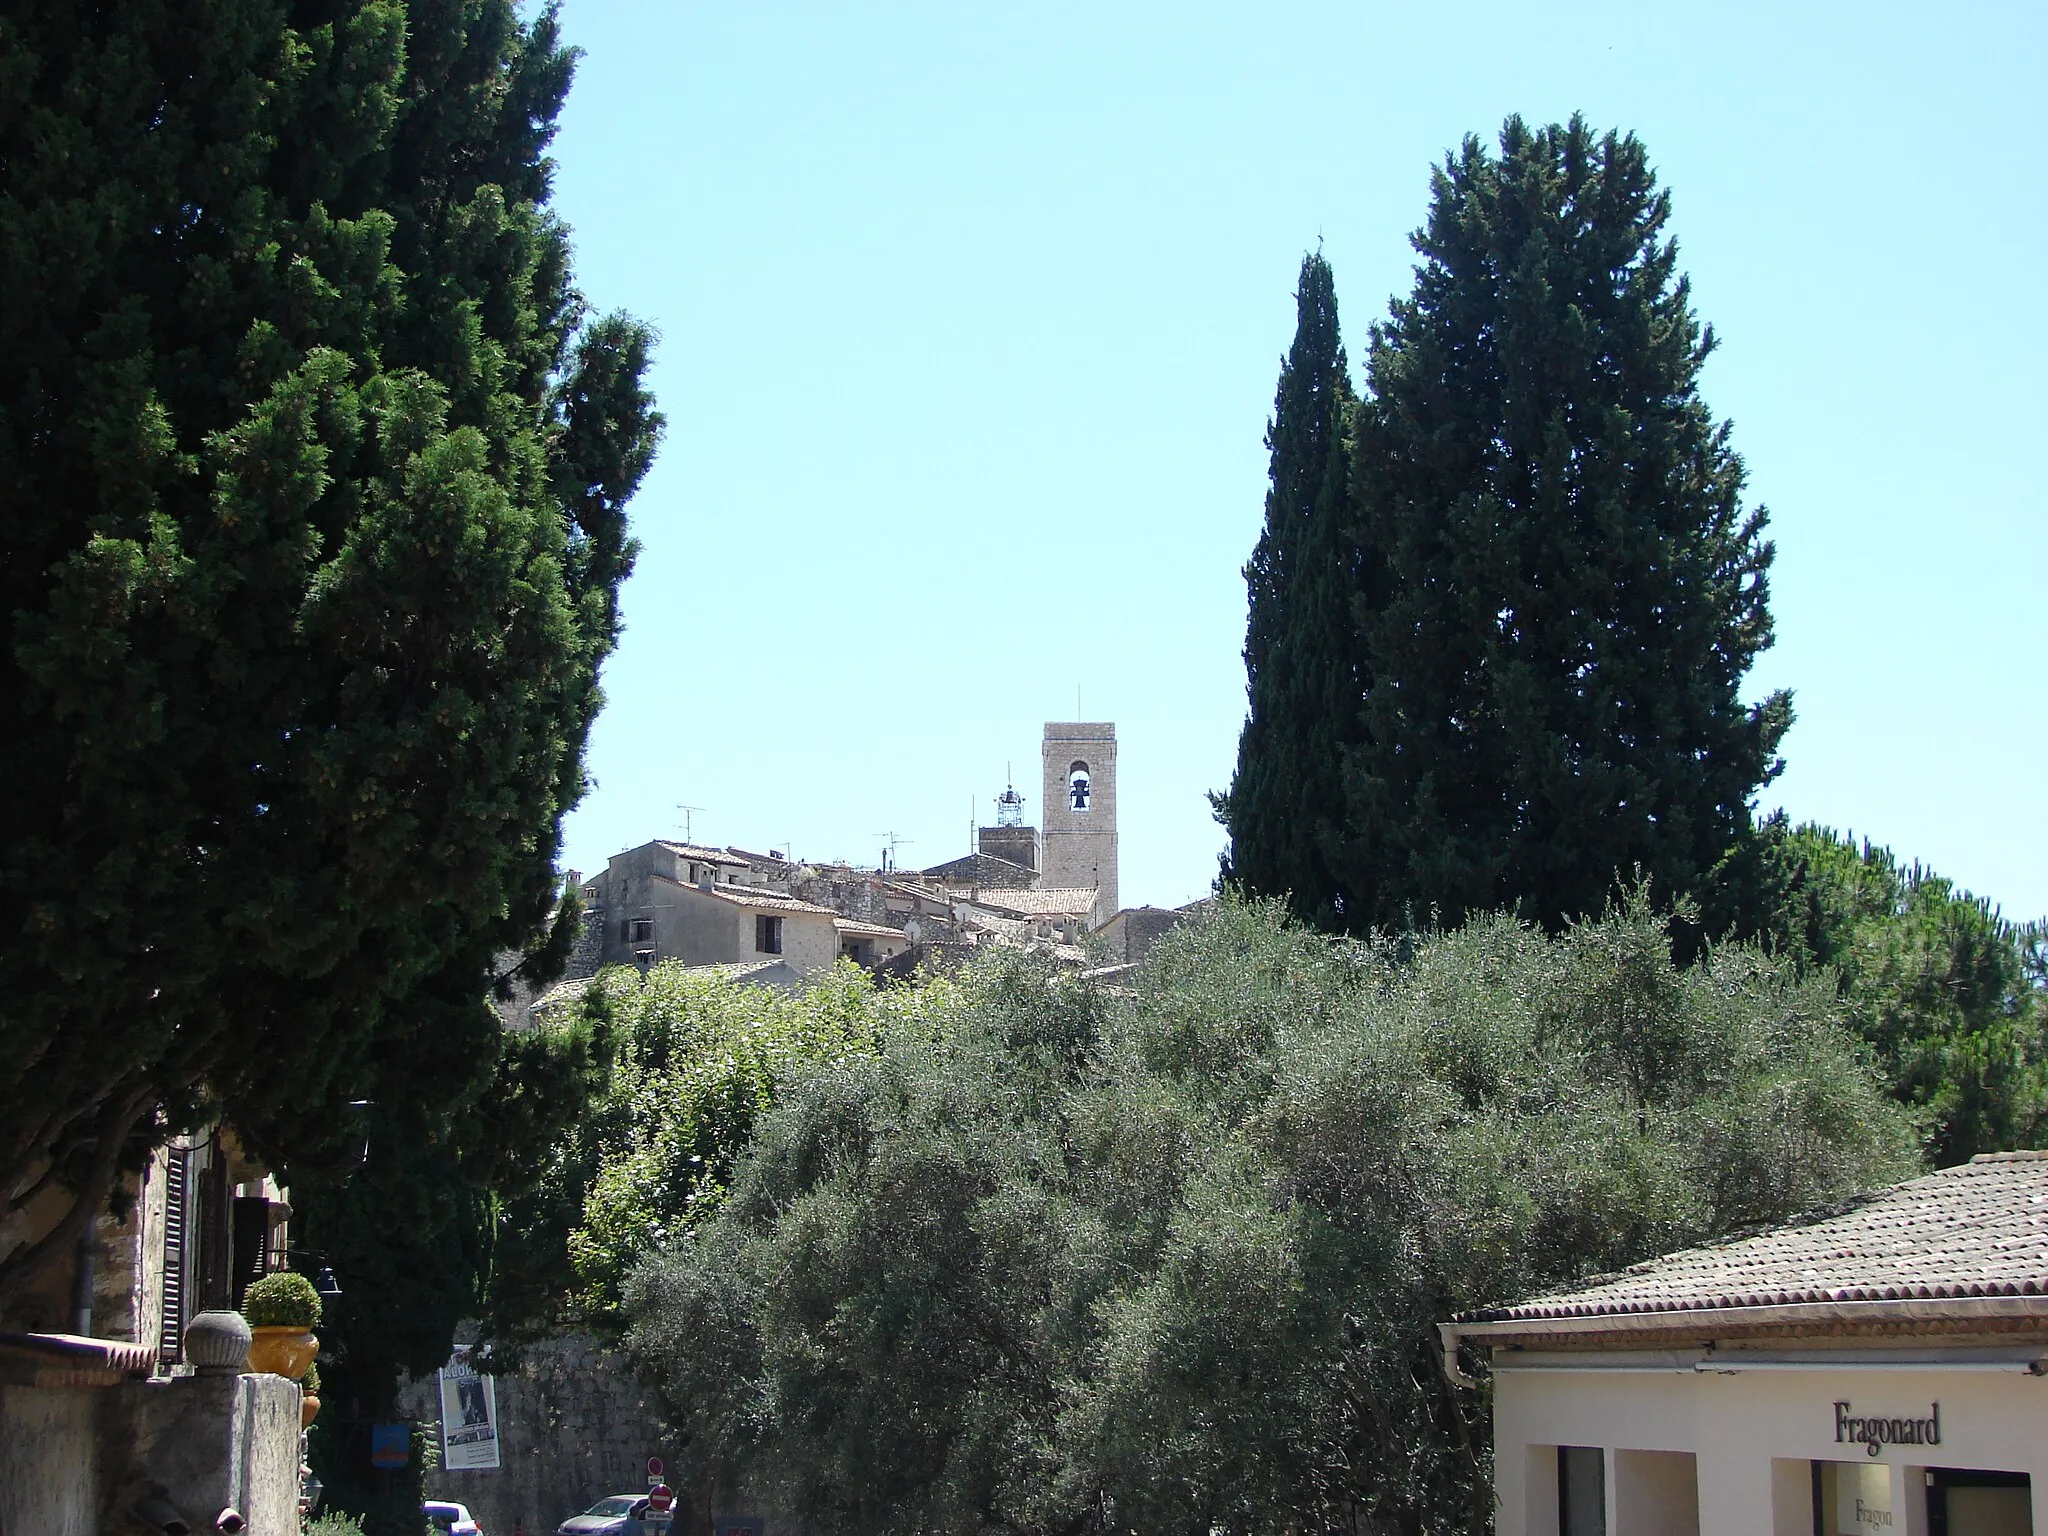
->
[299,1360,322,1427]
[240,1270,322,1380]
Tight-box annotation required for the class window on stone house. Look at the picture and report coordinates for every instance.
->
[756,914,783,954]
[627,918,654,944]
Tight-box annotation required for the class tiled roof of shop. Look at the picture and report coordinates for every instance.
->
[1457,1153,2048,1324]
[963,887,1099,917]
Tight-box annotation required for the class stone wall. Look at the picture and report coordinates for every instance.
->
[0,1381,98,1536]
[0,1366,300,1536]
[400,1330,673,1535]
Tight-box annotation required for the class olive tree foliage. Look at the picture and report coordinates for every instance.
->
[626,900,1918,1536]
[0,0,660,1307]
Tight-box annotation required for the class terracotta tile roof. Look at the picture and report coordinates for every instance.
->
[962,887,1099,917]
[1457,1152,2048,1325]
[0,1332,156,1386]
[700,884,838,916]
[683,959,801,984]
[655,841,751,867]
[528,975,598,1016]
[833,919,905,939]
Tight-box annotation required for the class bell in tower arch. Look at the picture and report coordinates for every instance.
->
[1068,763,1091,812]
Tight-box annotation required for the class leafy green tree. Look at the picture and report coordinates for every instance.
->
[1216,252,1359,925]
[1736,820,2048,1163]
[626,899,1917,1535]
[556,959,950,1319]
[1327,116,1789,934]
[0,0,659,1309]
[299,1000,609,1536]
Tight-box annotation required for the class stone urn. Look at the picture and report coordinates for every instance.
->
[183,1310,254,1375]
[245,1325,319,1380]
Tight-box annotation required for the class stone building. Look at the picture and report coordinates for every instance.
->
[1040,721,1118,917]
[919,721,1122,922]
[538,720,1128,1007]
[1094,899,1209,965]
[579,840,846,981]
[0,1124,303,1535]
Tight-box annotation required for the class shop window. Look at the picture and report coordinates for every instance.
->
[1928,1469,2031,1536]
[1560,1446,1605,1536]
[756,914,783,954]
[1817,1460,1895,1535]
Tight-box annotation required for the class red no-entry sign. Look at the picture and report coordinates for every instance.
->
[649,1485,675,1514]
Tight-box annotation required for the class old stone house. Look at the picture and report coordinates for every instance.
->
[0,1124,303,1534]
[581,840,845,976]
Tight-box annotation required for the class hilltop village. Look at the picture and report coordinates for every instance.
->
[524,722,1206,1019]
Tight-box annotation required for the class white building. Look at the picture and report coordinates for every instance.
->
[1441,1151,2048,1535]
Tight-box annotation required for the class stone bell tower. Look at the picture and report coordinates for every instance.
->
[1041,721,1116,916]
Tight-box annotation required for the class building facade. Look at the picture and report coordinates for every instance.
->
[580,841,841,978]
[1442,1152,2048,1535]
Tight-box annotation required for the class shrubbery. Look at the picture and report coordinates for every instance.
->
[624,896,1919,1534]
[503,959,961,1322]
[241,1270,322,1329]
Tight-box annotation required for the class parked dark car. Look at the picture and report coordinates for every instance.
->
[558,1494,651,1536]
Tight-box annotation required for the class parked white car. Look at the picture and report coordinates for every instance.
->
[558,1494,653,1535]
[426,1500,484,1535]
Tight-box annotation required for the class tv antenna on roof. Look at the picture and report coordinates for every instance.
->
[872,831,913,874]
[674,803,706,843]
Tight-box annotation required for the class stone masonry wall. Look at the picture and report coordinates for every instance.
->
[399,1330,673,1535]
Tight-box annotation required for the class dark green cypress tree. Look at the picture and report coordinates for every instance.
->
[1216,253,1358,924]
[0,0,660,1313]
[1329,116,1791,933]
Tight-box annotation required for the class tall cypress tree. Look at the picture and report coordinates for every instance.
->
[1216,252,1357,924]
[1329,116,1790,933]
[0,0,660,1310]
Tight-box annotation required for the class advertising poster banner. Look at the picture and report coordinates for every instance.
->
[437,1346,501,1471]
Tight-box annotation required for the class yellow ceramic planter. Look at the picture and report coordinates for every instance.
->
[245,1325,319,1380]
[300,1390,321,1428]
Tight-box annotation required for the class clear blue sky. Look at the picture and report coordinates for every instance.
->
[547,2,2047,920]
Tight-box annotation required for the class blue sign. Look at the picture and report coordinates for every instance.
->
[370,1422,410,1468]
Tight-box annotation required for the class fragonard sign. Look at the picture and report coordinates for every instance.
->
[1834,1399,1940,1458]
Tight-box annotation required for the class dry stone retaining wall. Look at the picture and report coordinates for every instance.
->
[400,1330,674,1535]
